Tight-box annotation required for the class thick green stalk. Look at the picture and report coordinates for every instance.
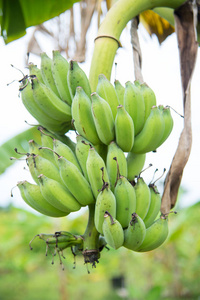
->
[83,204,99,250]
[89,0,187,91]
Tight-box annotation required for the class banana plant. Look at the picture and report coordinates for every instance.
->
[0,0,198,268]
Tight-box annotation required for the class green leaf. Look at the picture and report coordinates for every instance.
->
[0,127,41,174]
[1,0,81,44]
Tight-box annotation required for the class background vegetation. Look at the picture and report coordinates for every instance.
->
[1,194,200,300]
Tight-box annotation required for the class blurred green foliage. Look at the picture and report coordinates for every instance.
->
[0,202,200,300]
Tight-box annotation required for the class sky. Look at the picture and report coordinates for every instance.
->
[0,7,200,213]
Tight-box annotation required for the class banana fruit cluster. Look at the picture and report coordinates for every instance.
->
[17,53,175,258]
[19,51,92,135]
[17,129,96,218]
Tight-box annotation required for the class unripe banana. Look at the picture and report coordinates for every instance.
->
[40,52,60,97]
[156,106,174,148]
[94,143,108,163]
[115,105,134,152]
[37,231,82,251]
[140,83,157,122]
[75,135,92,181]
[38,174,81,213]
[106,141,127,191]
[131,106,165,154]
[58,156,95,206]
[31,78,72,123]
[26,154,61,184]
[123,213,146,250]
[114,79,125,105]
[136,214,169,252]
[114,176,136,228]
[28,63,44,83]
[134,176,151,220]
[124,81,145,135]
[28,139,56,166]
[143,184,161,228]
[94,184,116,234]
[96,74,119,118]
[20,81,69,134]
[17,180,67,217]
[126,152,146,181]
[67,60,91,98]
[53,138,82,172]
[39,127,54,149]
[102,211,124,249]
[71,87,100,145]
[51,50,72,105]
[91,92,115,145]
[86,147,110,198]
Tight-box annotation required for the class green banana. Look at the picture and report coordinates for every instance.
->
[131,106,165,154]
[102,211,124,249]
[39,127,54,149]
[91,92,115,145]
[126,152,146,181]
[26,153,61,184]
[156,106,174,148]
[36,231,82,250]
[136,214,169,252]
[31,77,72,123]
[75,135,92,181]
[86,147,110,199]
[38,174,81,212]
[71,87,100,145]
[134,176,151,220]
[123,213,146,250]
[28,139,56,166]
[134,80,142,89]
[114,176,136,229]
[52,138,82,172]
[143,184,161,228]
[20,81,69,134]
[140,83,157,122]
[94,143,108,163]
[40,52,60,97]
[106,141,127,192]
[94,184,116,234]
[96,74,119,119]
[67,60,91,99]
[115,105,134,152]
[114,79,125,105]
[51,50,72,105]
[58,156,95,206]
[28,63,44,83]
[124,81,145,135]
[17,180,67,217]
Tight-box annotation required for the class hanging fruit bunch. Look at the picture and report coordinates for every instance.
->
[15,50,175,269]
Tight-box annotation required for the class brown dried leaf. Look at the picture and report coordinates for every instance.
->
[73,0,97,62]
[140,10,175,44]
[130,17,144,83]
[161,0,198,213]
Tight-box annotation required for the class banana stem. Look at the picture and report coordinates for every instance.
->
[82,204,100,265]
[89,0,187,91]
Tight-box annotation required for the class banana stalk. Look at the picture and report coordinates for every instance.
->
[89,0,186,91]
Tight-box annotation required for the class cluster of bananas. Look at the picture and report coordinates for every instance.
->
[17,51,175,258]
[19,51,89,135]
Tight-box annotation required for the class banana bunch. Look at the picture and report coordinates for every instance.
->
[16,129,96,218]
[71,75,173,155]
[19,51,93,135]
[15,58,177,266]
[91,159,170,252]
